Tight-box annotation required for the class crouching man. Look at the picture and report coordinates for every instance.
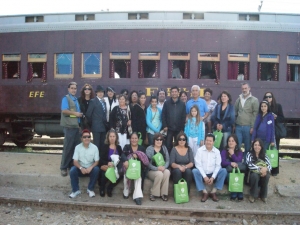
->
[192,133,227,202]
[69,129,100,198]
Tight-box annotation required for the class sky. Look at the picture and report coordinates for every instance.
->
[0,0,299,16]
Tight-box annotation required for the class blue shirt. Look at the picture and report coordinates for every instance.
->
[61,94,81,123]
[186,97,209,117]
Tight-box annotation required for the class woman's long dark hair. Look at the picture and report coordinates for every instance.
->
[80,83,94,99]
[258,100,271,116]
[174,132,189,148]
[129,90,139,105]
[225,134,241,157]
[250,138,266,161]
[263,92,278,114]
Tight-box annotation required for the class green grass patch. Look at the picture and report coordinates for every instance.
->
[282,155,293,159]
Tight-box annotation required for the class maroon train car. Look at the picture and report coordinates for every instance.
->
[0,11,299,146]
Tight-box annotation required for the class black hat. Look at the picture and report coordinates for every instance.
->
[95,85,105,93]
[106,86,115,93]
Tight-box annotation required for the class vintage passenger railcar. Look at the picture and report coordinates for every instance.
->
[0,11,299,147]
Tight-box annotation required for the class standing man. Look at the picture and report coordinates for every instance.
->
[192,133,227,202]
[60,81,83,177]
[69,129,100,198]
[162,86,186,152]
[186,85,209,120]
[234,83,259,159]
[157,88,167,110]
[86,85,107,154]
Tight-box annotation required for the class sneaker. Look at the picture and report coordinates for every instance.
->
[87,189,95,198]
[69,190,81,198]
[61,169,67,177]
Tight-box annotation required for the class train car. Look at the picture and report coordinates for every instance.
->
[0,11,299,147]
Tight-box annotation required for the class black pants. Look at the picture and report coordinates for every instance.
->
[249,172,270,198]
[165,130,181,153]
[271,137,280,175]
[172,168,193,193]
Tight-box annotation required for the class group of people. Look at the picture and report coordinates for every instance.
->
[60,81,284,204]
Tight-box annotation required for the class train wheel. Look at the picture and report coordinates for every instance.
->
[0,132,5,146]
[13,140,28,148]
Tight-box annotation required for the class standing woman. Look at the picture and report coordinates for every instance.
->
[263,92,284,176]
[122,132,149,205]
[246,138,271,203]
[78,84,94,129]
[203,88,217,133]
[211,91,235,150]
[146,133,170,201]
[104,87,119,123]
[170,132,194,193]
[146,95,162,146]
[179,90,188,105]
[129,90,147,144]
[221,134,246,201]
[98,129,122,197]
[251,101,275,151]
[138,91,147,114]
[109,94,130,149]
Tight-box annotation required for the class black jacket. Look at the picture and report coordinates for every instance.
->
[162,98,186,132]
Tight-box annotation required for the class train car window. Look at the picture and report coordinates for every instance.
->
[257,54,279,81]
[183,13,204,20]
[54,53,74,79]
[128,13,148,20]
[198,53,220,80]
[138,53,160,78]
[287,55,300,82]
[228,53,250,80]
[75,14,95,21]
[109,52,131,78]
[239,14,259,21]
[25,16,44,23]
[168,52,190,79]
[81,53,102,78]
[27,54,47,82]
[2,54,21,79]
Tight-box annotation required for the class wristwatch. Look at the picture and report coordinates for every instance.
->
[79,167,83,170]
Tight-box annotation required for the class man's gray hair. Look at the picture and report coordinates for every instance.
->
[191,85,200,91]
[241,82,250,88]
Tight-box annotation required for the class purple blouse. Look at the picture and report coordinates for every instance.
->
[221,149,243,167]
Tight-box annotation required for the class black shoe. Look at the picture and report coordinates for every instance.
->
[134,198,142,205]
[107,189,112,197]
[99,189,105,197]
[123,194,129,199]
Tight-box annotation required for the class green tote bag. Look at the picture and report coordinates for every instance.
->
[152,152,165,166]
[126,158,141,180]
[174,178,189,204]
[213,130,223,149]
[229,168,244,192]
[266,145,278,168]
[105,167,117,183]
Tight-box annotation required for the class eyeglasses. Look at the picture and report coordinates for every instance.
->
[178,138,186,141]
[84,88,91,90]
[156,139,163,141]
[82,136,91,139]
[265,95,272,98]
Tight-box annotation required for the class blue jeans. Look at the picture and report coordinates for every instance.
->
[70,166,100,192]
[192,168,227,192]
[235,125,251,161]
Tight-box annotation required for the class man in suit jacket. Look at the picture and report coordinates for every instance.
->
[86,85,107,154]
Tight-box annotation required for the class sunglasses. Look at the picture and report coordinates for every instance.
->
[265,95,272,98]
[156,139,163,141]
[178,138,186,141]
[84,88,91,90]
[82,135,91,139]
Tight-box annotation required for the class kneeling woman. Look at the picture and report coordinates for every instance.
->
[246,138,272,203]
[221,134,246,201]
[122,132,149,205]
[146,133,170,201]
[98,129,122,197]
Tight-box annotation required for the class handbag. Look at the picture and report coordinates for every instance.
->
[275,122,287,139]
[174,178,189,204]
[229,168,244,192]
[138,132,143,145]
[152,152,165,166]
[266,145,278,168]
[213,130,223,149]
[126,158,141,180]
[105,167,117,183]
